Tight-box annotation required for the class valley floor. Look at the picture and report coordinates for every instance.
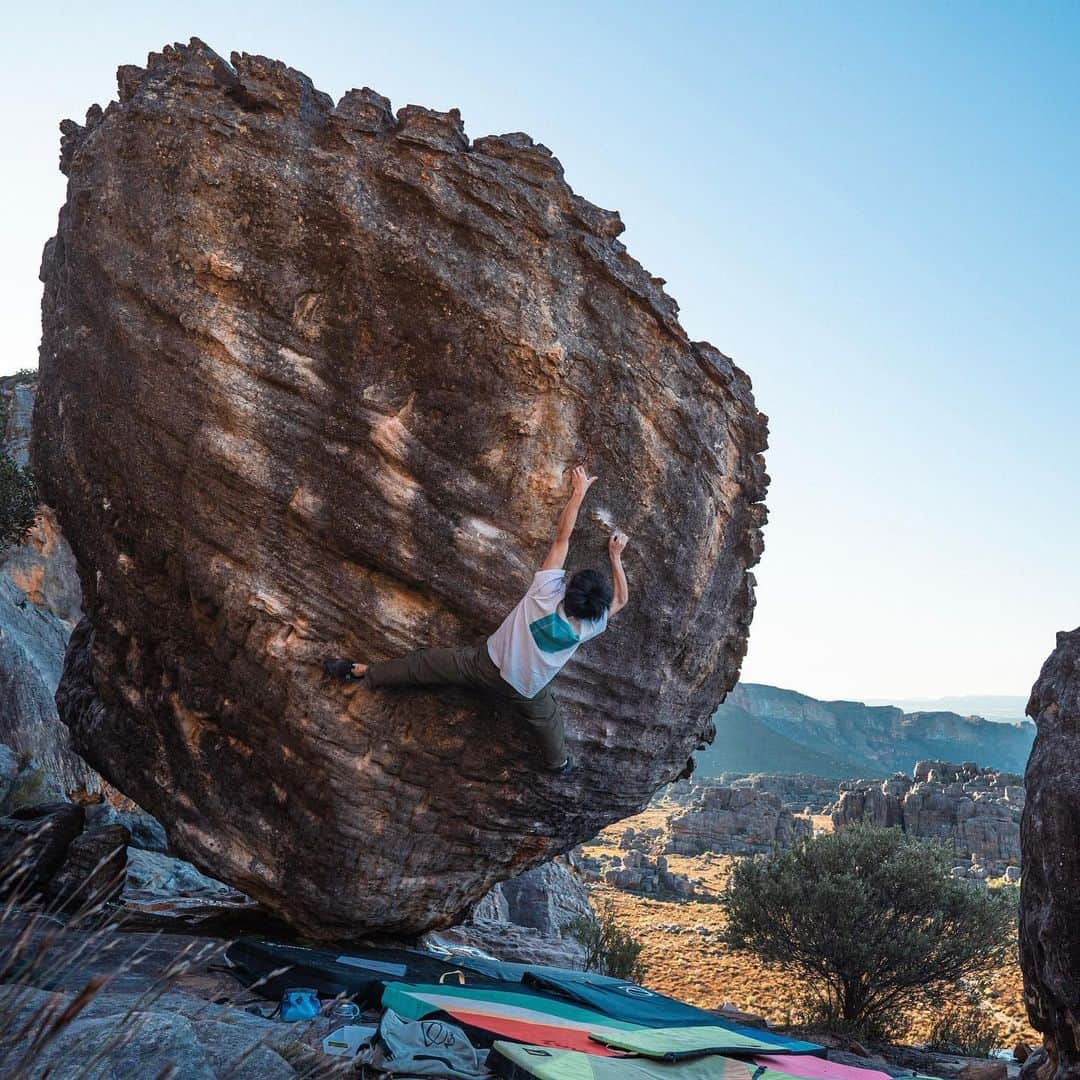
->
[580,810,1034,1047]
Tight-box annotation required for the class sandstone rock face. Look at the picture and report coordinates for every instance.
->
[1020,628,1080,1080]
[0,576,94,795]
[0,378,91,794]
[663,781,812,856]
[1,375,83,626]
[0,801,85,896]
[698,772,840,813]
[499,859,593,934]
[32,40,768,937]
[832,761,1023,875]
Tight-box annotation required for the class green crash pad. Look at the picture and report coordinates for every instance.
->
[589,1026,783,1061]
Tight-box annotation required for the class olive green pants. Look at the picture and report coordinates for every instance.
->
[366,643,566,769]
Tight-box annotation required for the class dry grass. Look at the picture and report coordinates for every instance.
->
[582,808,1035,1047]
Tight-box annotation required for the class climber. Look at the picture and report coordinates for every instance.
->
[324,465,629,772]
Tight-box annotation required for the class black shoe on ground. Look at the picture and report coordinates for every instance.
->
[324,658,364,681]
[547,755,574,775]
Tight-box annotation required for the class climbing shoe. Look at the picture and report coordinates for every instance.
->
[323,658,364,681]
[547,755,574,775]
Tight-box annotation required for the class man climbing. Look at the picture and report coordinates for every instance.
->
[324,465,629,772]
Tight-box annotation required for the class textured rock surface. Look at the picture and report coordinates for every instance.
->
[1,375,82,625]
[44,821,129,908]
[663,781,812,856]
[832,761,1023,874]
[597,847,698,898]
[426,919,587,970]
[499,858,593,933]
[0,743,62,814]
[33,38,767,937]
[0,987,300,1079]
[0,576,94,795]
[125,848,239,899]
[0,801,85,896]
[0,377,91,796]
[1020,628,1080,1080]
[678,772,840,813]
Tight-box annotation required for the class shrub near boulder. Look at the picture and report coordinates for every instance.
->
[721,823,1015,1038]
[0,452,37,551]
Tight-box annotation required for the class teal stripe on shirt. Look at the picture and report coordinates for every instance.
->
[529,612,580,653]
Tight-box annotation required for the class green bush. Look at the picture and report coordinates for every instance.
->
[721,824,1015,1038]
[0,451,38,550]
[927,989,1005,1058]
[566,895,647,983]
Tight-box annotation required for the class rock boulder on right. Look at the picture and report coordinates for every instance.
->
[1019,627,1080,1079]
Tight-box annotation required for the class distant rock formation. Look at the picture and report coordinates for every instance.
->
[1019,628,1080,1079]
[702,682,1036,779]
[666,772,839,813]
[594,847,698,899]
[32,39,768,937]
[831,760,1023,874]
[662,780,812,856]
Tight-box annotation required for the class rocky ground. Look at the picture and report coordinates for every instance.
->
[578,808,1035,1049]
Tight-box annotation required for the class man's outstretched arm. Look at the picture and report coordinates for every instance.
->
[541,465,596,570]
[608,530,629,617]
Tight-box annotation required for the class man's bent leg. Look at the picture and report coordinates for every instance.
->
[366,645,480,690]
[511,689,567,770]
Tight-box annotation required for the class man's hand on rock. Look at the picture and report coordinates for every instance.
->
[609,530,628,557]
[570,464,597,502]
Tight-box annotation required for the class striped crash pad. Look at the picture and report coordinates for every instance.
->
[491,1043,894,1080]
[521,972,821,1055]
[382,983,793,1058]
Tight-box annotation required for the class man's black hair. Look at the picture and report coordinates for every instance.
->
[564,569,613,621]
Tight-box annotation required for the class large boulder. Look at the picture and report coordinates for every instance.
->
[1020,628,1080,1079]
[32,39,768,938]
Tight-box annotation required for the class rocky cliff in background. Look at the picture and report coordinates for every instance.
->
[1020,629,1080,1080]
[663,780,812,856]
[32,39,768,938]
[702,682,1035,779]
[665,772,839,813]
[832,760,1023,876]
[0,375,91,793]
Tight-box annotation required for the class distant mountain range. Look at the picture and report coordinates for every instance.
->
[697,683,1035,780]
[865,694,1028,722]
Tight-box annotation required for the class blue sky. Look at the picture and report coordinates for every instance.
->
[2,2,1076,701]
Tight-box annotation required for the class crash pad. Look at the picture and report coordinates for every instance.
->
[753,1056,892,1080]
[382,984,794,1058]
[225,938,493,1004]
[589,1025,789,1061]
[491,1041,752,1079]
[491,1044,885,1080]
[522,972,821,1055]
[382,982,636,1055]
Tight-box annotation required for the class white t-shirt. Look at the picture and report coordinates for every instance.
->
[486,569,609,698]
